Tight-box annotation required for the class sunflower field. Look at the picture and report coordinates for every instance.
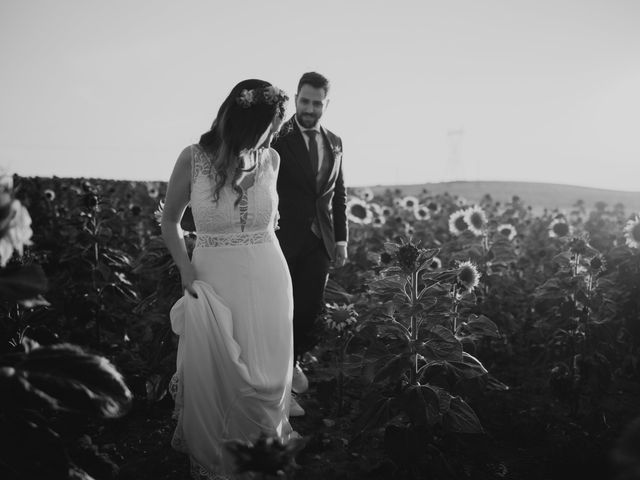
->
[2,174,640,480]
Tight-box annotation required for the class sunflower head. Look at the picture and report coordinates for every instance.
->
[372,216,385,228]
[346,198,372,224]
[589,254,606,273]
[448,210,469,236]
[397,243,421,272]
[402,196,419,210]
[496,223,517,241]
[83,193,99,210]
[456,260,481,293]
[154,200,165,226]
[147,182,160,199]
[624,215,640,249]
[324,303,359,332]
[426,201,440,214]
[414,205,430,221]
[380,252,394,265]
[130,204,141,216]
[44,189,56,202]
[549,218,571,238]
[358,188,374,202]
[428,257,443,271]
[369,203,383,216]
[465,206,488,236]
[568,237,588,255]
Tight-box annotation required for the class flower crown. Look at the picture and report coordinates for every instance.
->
[236,86,289,110]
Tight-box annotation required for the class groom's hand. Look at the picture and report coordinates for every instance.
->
[334,244,348,267]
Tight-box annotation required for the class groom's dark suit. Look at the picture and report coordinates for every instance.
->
[273,116,348,359]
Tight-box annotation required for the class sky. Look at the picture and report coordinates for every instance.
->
[1,0,639,192]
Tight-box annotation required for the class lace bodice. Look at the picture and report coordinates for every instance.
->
[189,144,279,245]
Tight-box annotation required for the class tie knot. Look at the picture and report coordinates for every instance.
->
[305,130,318,139]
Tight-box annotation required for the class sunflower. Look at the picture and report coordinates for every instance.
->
[147,182,160,199]
[456,260,481,293]
[427,256,442,270]
[369,203,383,216]
[589,254,606,273]
[448,210,469,236]
[548,218,572,238]
[568,237,588,255]
[372,216,385,228]
[346,197,372,224]
[414,205,430,221]
[456,196,469,207]
[381,206,393,217]
[44,189,56,201]
[623,215,640,249]
[130,204,141,216]
[464,205,488,236]
[358,188,374,202]
[401,196,419,210]
[496,223,517,241]
[397,242,421,272]
[154,200,165,226]
[425,201,440,214]
[324,303,359,332]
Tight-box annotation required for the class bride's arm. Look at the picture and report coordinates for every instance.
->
[161,146,198,298]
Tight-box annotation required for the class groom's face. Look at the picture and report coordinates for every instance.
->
[295,84,329,129]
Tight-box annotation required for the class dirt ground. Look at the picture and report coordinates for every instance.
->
[91,352,640,480]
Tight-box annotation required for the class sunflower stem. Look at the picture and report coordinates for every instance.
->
[450,285,460,334]
[409,269,419,386]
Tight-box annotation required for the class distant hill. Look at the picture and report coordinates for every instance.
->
[366,181,640,214]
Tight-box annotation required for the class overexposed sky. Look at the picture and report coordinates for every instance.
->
[1,0,639,191]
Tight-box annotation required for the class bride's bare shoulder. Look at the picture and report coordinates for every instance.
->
[176,145,194,167]
[168,145,195,182]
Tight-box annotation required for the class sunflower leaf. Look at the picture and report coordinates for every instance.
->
[1,342,133,418]
[443,395,484,433]
[0,264,48,302]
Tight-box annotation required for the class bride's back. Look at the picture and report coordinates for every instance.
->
[189,144,279,238]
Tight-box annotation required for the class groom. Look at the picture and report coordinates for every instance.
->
[272,72,348,416]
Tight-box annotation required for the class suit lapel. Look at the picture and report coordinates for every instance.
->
[319,126,339,196]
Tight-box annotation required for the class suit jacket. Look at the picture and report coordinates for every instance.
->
[272,116,348,261]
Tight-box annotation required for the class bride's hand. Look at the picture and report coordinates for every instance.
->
[180,264,198,299]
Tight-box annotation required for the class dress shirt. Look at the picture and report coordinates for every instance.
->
[295,116,326,174]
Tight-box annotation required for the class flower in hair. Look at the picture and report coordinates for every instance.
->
[237,89,256,108]
[236,86,289,109]
[263,86,284,103]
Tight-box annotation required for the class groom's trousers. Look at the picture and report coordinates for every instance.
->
[281,228,331,361]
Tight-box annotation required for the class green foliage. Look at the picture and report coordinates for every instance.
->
[0,175,133,480]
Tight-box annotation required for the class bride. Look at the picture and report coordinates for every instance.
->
[161,79,295,479]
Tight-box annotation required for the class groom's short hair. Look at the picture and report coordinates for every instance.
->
[297,72,330,96]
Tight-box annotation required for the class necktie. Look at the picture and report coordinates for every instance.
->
[305,130,319,175]
[305,130,322,238]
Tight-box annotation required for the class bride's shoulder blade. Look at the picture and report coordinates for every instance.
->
[267,147,280,172]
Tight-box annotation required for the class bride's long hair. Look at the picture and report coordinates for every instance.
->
[199,79,286,205]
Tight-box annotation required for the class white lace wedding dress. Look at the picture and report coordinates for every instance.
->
[169,144,294,479]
